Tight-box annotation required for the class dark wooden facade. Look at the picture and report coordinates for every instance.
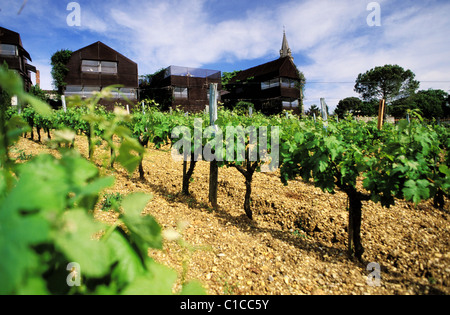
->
[0,27,36,91]
[223,56,302,115]
[64,41,138,109]
[144,66,221,112]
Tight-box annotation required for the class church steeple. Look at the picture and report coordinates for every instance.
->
[280,28,293,60]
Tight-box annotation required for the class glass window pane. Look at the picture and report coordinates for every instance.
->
[82,60,100,66]
[261,81,270,90]
[82,60,100,73]
[174,87,188,99]
[101,61,118,74]
[101,61,116,68]
[281,78,290,88]
[82,86,100,97]
[291,100,299,107]
[119,88,136,99]
[84,86,100,92]
[65,86,82,96]
[290,79,298,88]
[101,67,117,74]
[82,66,99,73]
[65,85,83,93]
[0,44,18,56]
[270,79,280,87]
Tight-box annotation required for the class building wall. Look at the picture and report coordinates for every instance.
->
[146,67,222,113]
[0,27,35,91]
[64,42,138,108]
[223,57,302,115]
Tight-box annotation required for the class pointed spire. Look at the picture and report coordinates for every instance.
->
[280,29,293,61]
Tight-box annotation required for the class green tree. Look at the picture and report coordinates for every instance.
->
[51,49,73,96]
[354,64,420,104]
[295,68,306,116]
[414,89,448,119]
[221,71,240,91]
[390,89,449,119]
[357,100,379,117]
[233,100,254,115]
[335,97,362,118]
[305,104,320,117]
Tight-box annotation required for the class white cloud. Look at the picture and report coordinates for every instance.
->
[20,0,450,105]
[105,0,279,73]
[278,0,369,50]
[285,0,450,112]
[81,10,109,33]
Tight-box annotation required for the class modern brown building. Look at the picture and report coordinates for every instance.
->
[0,26,36,91]
[64,41,138,109]
[223,32,303,115]
[141,65,221,112]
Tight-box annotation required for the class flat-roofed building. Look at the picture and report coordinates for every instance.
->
[142,65,221,112]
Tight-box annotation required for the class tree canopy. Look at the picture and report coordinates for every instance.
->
[335,97,380,118]
[354,64,419,104]
[335,97,362,118]
[50,50,73,96]
[390,89,449,119]
[305,104,320,117]
[221,71,240,91]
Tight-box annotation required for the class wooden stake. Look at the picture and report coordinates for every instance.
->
[377,99,385,130]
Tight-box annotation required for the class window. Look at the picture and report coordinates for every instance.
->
[82,60,100,73]
[65,85,83,96]
[119,88,137,99]
[0,44,18,56]
[261,78,280,90]
[101,61,118,74]
[261,81,270,90]
[81,60,117,74]
[83,86,100,98]
[64,86,100,98]
[282,99,299,108]
[173,87,188,99]
[281,78,290,88]
[65,86,136,99]
[280,78,298,88]
[270,78,280,87]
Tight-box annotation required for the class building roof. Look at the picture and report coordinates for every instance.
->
[72,41,137,65]
[0,26,32,61]
[164,65,221,79]
[280,30,293,60]
[228,56,299,83]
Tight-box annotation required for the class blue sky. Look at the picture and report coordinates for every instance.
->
[1,0,449,112]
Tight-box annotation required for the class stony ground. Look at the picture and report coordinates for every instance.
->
[11,132,450,295]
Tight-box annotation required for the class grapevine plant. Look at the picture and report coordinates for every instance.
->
[2,58,448,266]
[0,65,205,295]
[280,114,449,260]
[215,110,281,219]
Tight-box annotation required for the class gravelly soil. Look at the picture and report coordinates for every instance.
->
[12,133,450,295]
